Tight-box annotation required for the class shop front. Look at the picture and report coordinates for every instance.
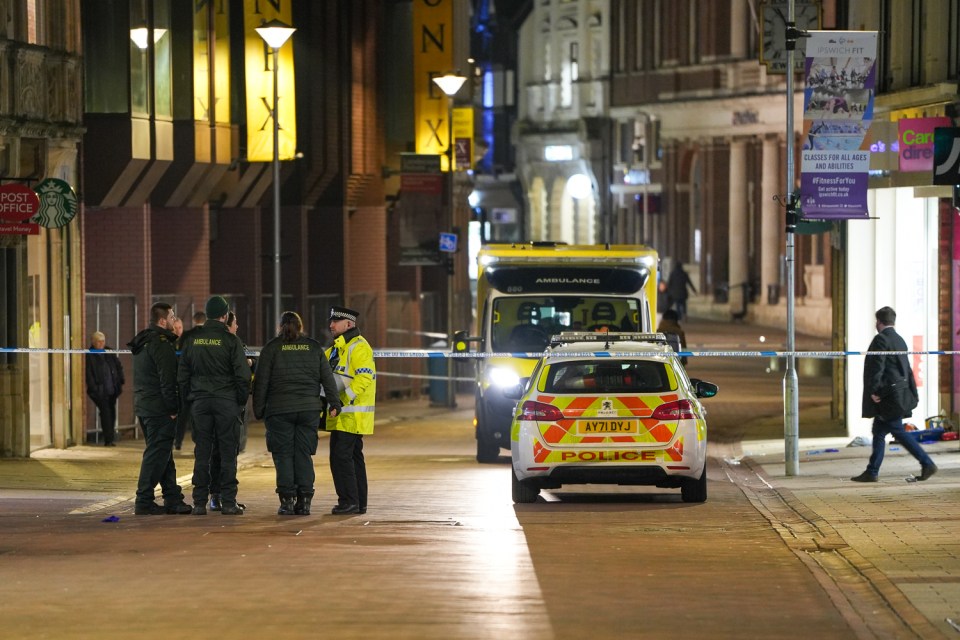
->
[844,109,958,437]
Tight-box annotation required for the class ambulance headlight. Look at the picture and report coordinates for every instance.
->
[487,367,520,389]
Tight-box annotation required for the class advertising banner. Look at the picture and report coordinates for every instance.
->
[243,0,296,162]
[412,0,454,167]
[453,107,474,171]
[800,31,877,219]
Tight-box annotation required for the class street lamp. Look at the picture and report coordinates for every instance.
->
[256,19,296,333]
[432,72,467,408]
[567,173,592,244]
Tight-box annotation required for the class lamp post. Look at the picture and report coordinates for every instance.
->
[432,72,467,408]
[256,19,296,332]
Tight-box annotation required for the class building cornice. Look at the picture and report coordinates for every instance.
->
[873,82,958,114]
[0,118,84,139]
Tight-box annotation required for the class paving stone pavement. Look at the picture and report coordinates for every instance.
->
[2,316,958,637]
[731,437,960,639]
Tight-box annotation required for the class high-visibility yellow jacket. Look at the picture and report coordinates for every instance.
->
[325,329,376,434]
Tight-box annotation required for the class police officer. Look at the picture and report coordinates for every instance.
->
[178,296,251,515]
[127,302,192,515]
[253,311,341,515]
[325,306,377,515]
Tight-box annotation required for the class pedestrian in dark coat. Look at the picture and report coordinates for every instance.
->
[127,303,192,515]
[85,331,124,446]
[851,306,937,483]
[666,261,697,320]
[254,311,341,515]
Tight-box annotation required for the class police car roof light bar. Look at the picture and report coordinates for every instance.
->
[548,331,668,347]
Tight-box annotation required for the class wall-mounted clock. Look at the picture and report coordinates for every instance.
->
[760,0,822,74]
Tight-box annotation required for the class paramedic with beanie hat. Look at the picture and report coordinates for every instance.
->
[177,295,252,515]
[325,305,377,515]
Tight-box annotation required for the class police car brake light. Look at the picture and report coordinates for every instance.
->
[520,400,564,421]
[651,399,695,420]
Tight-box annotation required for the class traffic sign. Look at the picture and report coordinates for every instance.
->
[0,183,40,223]
[439,232,458,253]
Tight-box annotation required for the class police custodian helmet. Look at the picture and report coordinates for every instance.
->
[329,306,359,323]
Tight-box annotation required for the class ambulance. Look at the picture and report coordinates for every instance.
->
[455,243,659,462]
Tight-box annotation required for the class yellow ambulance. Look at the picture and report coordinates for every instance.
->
[456,242,659,462]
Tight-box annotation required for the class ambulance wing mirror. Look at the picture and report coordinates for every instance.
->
[502,377,530,401]
[452,330,480,353]
[691,379,718,399]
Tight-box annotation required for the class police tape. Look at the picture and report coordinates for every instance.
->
[2,347,959,358]
[376,371,475,382]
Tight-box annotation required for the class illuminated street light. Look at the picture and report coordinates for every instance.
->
[129,27,167,50]
[256,19,296,331]
[432,72,467,408]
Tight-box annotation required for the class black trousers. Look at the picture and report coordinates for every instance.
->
[174,402,193,449]
[91,395,117,444]
[189,410,220,494]
[191,398,242,506]
[329,430,367,508]
[135,414,184,506]
[266,411,320,496]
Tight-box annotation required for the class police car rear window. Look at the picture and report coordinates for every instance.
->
[542,361,675,394]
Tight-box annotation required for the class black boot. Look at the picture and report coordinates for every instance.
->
[208,494,222,511]
[277,494,297,516]
[295,491,314,515]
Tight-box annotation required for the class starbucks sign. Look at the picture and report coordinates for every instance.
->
[32,178,78,228]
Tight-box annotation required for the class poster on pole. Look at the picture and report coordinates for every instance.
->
[800,31,877,220]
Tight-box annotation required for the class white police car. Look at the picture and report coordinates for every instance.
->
[505,332,717,503]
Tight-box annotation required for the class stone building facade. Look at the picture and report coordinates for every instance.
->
[0,0,84,456]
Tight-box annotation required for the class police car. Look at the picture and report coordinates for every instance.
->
[505,332,718,504]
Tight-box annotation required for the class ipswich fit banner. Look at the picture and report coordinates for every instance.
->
[800,31,877,220]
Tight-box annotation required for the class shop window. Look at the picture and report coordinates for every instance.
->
[18,138,45,179]
[82,0,128,113]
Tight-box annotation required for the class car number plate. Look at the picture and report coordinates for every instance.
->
[577,419,638,434]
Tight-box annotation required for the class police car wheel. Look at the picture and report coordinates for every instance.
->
[680,466,707,503]
[512,469,540,504]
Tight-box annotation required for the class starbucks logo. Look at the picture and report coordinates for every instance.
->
[32,178,79,229]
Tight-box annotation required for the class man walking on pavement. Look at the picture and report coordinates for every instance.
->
[127,303,192,515]
[851,306,937,483]
[178,296,252,515]
[325,306,377,515]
